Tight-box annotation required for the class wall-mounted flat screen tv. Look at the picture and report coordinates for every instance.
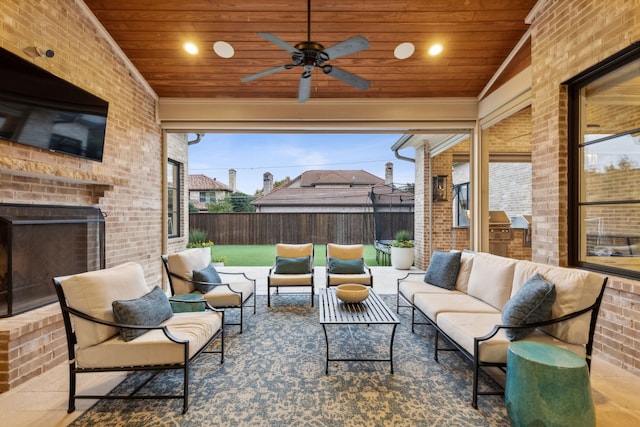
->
[0,47,108,162]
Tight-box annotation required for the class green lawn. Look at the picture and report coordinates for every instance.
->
[210,244,381,267]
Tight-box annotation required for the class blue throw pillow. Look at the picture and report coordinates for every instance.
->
[274,256,311,274]
[501,273,557,341]
[192,264,222,293]
[112,286,174,342]
[423,250,462,290]
[328,257,365,274]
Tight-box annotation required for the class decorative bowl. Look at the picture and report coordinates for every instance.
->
[335,284,369,303]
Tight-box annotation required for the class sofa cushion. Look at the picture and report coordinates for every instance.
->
[203,279,254,307]
[192,264,222,293]
[466,253,517,310]
[167,248,211,294]
[454,251,475,293]
[328,257,365,274]
[326,243,364,260]
[512,261,605,345]
[413,293,499,323]
[501,273,557,341]
[423,250,461,290]
[275,243,314,258]
[112,286,174,342]
[59,262,151,349]
[76,311,223,368]
[274,256,311,274]
[399,276,462,304]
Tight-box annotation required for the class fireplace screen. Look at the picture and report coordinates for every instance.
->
[0,204,105,317]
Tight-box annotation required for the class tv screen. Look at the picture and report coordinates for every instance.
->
[0,47,108,162]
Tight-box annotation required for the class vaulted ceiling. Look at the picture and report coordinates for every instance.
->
[84,0,537,101]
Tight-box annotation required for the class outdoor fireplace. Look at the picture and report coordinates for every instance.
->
[0,204,105,317]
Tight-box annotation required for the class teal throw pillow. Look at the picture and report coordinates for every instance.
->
[328,257,365,274]
[192,264,222,293]
[501,273,557,341]
[423,250,462,290]
[112,286,174,342]
[274,256,311,274]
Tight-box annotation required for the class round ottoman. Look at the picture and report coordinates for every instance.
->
[505,341,595,427]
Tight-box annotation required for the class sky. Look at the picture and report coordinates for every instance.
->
[187,133,416,195]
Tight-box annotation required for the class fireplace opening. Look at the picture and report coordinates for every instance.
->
[0,203,105,317]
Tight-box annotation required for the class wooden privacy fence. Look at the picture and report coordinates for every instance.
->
[189,212,413,245]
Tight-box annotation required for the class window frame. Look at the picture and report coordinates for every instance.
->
[167,159,181,239]
[567,41,640,280]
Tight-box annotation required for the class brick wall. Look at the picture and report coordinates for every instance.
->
[529,0,640,374]
[0,0,184,389]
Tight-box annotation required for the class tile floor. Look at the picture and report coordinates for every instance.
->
[1,267,638,426]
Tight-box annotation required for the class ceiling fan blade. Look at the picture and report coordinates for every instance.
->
[322,65,370,91]
[257,32,300,54]
[298,71,312,103]
[322,35,369,60]
[241,65,292,82]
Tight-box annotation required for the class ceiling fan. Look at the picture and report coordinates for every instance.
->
[240,0,370,102]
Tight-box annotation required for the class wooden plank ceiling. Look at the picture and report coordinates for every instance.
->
[84,0,537,100]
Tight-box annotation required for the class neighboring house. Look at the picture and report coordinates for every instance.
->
[252,163,414,213]
[188,174,232,211]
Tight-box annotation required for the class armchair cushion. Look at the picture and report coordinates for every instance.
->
[112,286,174,342]
[274,256,311,274]
[501,273,557,341]
[328,257,365,274]
[423,250,462,290]
[192,264,222,293]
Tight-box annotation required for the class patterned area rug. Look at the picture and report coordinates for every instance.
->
[70,295,509,426]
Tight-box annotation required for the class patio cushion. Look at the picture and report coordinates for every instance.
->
[274,256,311,274]
[192,264,222,292]
[112,286,174,342]
[423,250,461,290]
[326,243,364,260]
[328,257,365,274]
[454,251,475,293]
[413,292,499,323]
[501,273,556,341]
[203,280,255,307]
[166,248,211,294]
[59,262,151,349]
[466,253,516,310]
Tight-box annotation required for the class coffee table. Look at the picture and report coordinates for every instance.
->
[319,287,400,374]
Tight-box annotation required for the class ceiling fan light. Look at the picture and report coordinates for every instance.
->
[394,42,415,60]
[428,43,443,56]
[183,42,199,55]
[214,41,235,58]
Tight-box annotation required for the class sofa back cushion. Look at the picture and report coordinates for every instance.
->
[167,247,211,294]
[512,261,605,345]
[454,251,475,293]
[60,262,151,349]
[276,243,314,259]
[326,243,364,260]
[466,253,517,310]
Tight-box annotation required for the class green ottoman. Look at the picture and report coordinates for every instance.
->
[169,293,207,313]
[505,341,595,427]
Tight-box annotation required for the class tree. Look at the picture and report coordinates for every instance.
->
[230,192,255,212]
[188,202,200,213]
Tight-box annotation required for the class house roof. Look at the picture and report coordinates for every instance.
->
[188,174,231,192]
[299,170,382,187]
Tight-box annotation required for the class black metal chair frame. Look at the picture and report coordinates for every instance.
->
[52,276,224,414]
[161,255,256,333]
[409,277,608,409]
[267,259,315,307]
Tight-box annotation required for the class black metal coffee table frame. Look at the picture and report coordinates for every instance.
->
[319,288,400,374]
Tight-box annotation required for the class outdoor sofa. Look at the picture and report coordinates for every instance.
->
[397,250,607,408]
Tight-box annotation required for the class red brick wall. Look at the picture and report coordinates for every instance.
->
[529,0,640,374]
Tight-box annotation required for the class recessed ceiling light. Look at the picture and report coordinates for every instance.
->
[428,43,443,56]
[184,42,199,55]
[213,41,235,58]
[394,42,415,60]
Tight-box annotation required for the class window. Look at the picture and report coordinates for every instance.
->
[453,182,469,227]
[168,160,180,238]
[568,43,640,279]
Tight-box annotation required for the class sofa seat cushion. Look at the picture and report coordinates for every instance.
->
[167,248,211,294]
[269,273,313,286]
[436,312,587,364]
[466,253,517,310]
[327,272,371,285]
[60,262,151,350]
[399,278,462,304]
[202,280,254,307]
[75,311,223,369]
[413,293,499,323]
[512,261,605,345]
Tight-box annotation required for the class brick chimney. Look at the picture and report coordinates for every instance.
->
[263,172,273,194]
[229,168,237,192]
[385,162,393,185]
